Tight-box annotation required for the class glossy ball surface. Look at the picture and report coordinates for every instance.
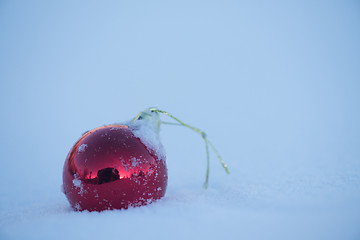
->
[63,124,167,211]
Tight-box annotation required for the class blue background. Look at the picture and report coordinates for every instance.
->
[1,1,360,239]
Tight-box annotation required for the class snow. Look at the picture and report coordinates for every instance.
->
[1,0,360,240]
[72,176,84,196]
[77,144,87,153]
[127,109,166,161]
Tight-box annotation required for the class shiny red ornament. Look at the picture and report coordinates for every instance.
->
[63,124,167,211]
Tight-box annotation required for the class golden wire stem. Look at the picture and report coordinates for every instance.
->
[149,108,230,188]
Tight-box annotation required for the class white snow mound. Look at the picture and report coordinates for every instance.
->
[126,110,166,161]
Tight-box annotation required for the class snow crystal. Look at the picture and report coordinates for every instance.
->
[131,157,140,167]
[72,175,85,196]
[77,144,87,153]
[72,178,82,188]
[126,109,166,160]
[74,203,81,211]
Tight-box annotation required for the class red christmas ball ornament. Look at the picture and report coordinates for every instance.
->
[63,108,229,211]
[63,111,167,211]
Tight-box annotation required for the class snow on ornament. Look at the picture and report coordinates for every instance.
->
[63,108,230,211]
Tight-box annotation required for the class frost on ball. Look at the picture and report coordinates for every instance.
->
[63,124,168,211]
[77,144,87,153]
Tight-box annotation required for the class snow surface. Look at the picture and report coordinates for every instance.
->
[1,1,360,240]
